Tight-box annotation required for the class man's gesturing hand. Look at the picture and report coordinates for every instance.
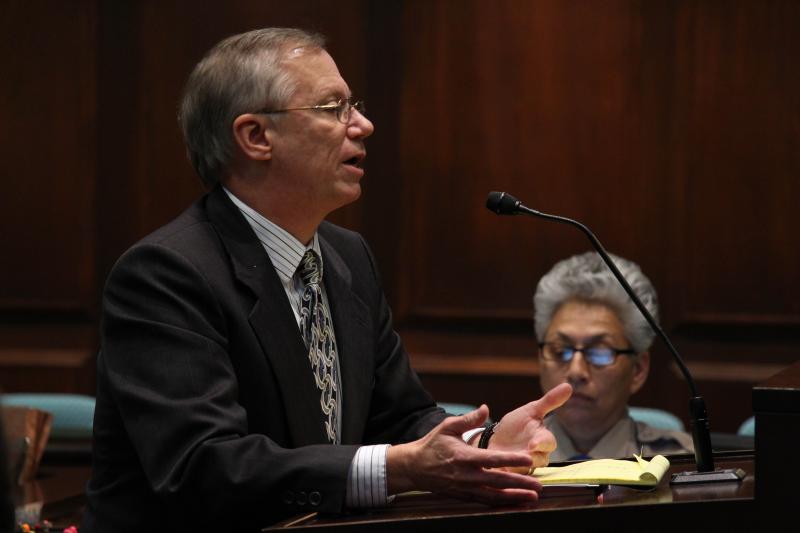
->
[386,405,543,505]
[488,382,573,473]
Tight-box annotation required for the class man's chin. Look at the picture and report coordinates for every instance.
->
[339,183,362,205]
[325,184,362,215]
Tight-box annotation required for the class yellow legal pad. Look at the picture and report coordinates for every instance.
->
[532,454,670,487]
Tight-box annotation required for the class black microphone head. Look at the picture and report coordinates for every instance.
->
[486,191,521,215]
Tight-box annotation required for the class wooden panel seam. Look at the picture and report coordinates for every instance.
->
[409,353,539,377]
[0,349,94,368]
[670,361,789,383]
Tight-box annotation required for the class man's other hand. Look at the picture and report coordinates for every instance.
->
[489,382,573,473]
[386,405,544,506]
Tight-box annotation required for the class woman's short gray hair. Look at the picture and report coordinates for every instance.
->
[179,28,326,187]
[533,251,659,354]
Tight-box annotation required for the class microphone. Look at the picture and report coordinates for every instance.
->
[487,191,744,484]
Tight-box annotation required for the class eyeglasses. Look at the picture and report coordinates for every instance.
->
[255,98,366,124]
[538,342,636,368]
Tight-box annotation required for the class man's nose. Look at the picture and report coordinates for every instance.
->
[348,108,374,139]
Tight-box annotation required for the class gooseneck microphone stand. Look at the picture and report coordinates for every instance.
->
[486,191,744,483]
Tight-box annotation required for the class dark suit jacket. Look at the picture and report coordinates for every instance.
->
[83,186,445,532]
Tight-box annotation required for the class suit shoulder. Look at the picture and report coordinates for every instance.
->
[111,196,224,276]
[139,198,215,249]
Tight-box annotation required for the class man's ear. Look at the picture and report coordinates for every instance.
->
[629,351,650,395]
[232,114,274,161]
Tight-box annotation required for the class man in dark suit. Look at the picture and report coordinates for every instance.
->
[83,28,571,532]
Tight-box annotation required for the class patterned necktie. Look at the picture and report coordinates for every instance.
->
[298,250,340,444]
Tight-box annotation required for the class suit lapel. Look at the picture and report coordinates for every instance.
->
[319,230,373,444]
[205,187,328,446]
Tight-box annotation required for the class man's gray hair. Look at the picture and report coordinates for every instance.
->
[533,251,659,354]
[179,28,326,186]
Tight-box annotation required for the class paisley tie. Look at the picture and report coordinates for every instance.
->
[298,250,340,443]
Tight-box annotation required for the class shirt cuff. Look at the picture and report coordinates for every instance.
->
[345,444,390,508]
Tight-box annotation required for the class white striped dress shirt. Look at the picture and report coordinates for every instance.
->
[224,188,390,508]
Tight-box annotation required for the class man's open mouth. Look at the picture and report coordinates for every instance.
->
[343,153,365,167]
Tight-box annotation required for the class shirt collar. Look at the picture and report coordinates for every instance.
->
[223,187,321,283]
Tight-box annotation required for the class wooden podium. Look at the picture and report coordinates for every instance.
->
[753,359,800,511]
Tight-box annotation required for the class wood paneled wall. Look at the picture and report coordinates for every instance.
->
[0,1,99,390]
[365,0,800,432]
[1,0,797,433]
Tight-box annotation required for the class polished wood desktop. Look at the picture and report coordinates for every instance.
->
[266,452,755,531]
